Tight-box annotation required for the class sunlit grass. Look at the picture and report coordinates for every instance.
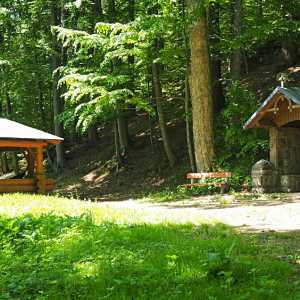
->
[0,194,299,299]
[0,193,211,225]
[0,193,146,224]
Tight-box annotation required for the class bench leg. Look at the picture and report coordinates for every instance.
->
[220,182,230,194]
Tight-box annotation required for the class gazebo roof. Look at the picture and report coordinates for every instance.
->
[0,118,63,144]
[244,87,300,129]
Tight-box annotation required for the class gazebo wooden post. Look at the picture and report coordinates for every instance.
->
[35,146,46,194]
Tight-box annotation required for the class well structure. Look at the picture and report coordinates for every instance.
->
[245,87,300,192]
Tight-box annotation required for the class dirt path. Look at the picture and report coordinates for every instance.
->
[99,194,300,231]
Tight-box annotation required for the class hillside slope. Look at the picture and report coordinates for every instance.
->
[56,62,300,201]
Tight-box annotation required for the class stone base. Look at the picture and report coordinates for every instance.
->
[251,160,300,193]
[280,175,300,192]
[252,174,300,193]
[252,160,279,193]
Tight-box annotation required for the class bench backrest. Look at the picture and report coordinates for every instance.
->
[187,172,232,179]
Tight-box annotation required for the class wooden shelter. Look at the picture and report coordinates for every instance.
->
[244,87,300,129]
[0,118,63,193]
[245,87,300,192]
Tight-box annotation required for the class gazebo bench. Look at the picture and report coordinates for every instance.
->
[184,172,232,194]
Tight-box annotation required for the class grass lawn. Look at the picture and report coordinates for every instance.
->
[0,194,299,299]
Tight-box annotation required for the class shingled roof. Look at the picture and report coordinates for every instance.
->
[0,118,63,144]
[244,87,300,129]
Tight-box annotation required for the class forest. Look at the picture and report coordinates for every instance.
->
[0,0,300,299]
[1,0,299,195]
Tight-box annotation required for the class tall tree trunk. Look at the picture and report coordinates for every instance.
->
[128,0,134,21]
[107,0,130,155]
[280,2,299,66]
[181,0,196,172]
[5,92,12,116]
[188,3,215,172]
[94,0,103,19]
[231,0,243,80]
[185,74,196,172]
[86,0,105,145]
[256,0,263,23]
[209,2,225,114]
[37,79,47,130]
[117,115,129,153]
[114,120,121,164]
[152,39,176,167]
[108,0,116,21]
[51,4,65,171]
[88,126,98,145]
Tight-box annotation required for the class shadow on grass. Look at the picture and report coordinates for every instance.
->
[0,214,300,300]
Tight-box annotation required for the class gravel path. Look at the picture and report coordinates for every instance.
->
[99,194,300,231]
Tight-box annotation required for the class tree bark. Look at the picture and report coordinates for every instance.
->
[231,0,243,80]
[152,39,176,167]
[94,0,103,19]
[51,3,65,172]
[280,3,299,66]
[5,92,12,116]
[185,74,196,172]
[117,115,129,154]
[88,126,98,145]
[181,0,196,171]
[188,6,215,172]
[114,120,121,164]
[209,2,225,115]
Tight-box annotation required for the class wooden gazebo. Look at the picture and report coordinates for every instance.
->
[0,118,63,194]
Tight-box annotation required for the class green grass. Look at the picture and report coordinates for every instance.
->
[0,194,299,299]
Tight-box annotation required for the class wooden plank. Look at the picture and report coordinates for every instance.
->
[36,147,44,175]
[0,177,54,193]
[0,185,36,193]
[0,140,47,148]
[47,139,62,145]
[0,178,54,186]
[183,182,225,188]
[0,179,34,185]
[187,172,232,179]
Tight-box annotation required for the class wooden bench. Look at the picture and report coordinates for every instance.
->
[184,172,232,194]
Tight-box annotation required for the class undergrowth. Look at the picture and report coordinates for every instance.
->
[0,194,299,299]
[0,214,299,300]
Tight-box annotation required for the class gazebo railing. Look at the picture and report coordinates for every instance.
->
[0,178,55,193]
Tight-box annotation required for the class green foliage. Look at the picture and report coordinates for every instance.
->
[1,0,300,192]
[217,82,269,175]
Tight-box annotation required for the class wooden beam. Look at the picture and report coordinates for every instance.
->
[47,139,62,145]
[0,140,47,148]
[0,178,55,193]
[36,146,46,194]
[187,172,232,179]
[0,179,34,186]
[0,185,36,193]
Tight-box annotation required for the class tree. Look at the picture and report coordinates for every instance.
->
[51,2,66,171]
[231,0,243,80]
[187,1,215,172]
[152,38,176,167]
